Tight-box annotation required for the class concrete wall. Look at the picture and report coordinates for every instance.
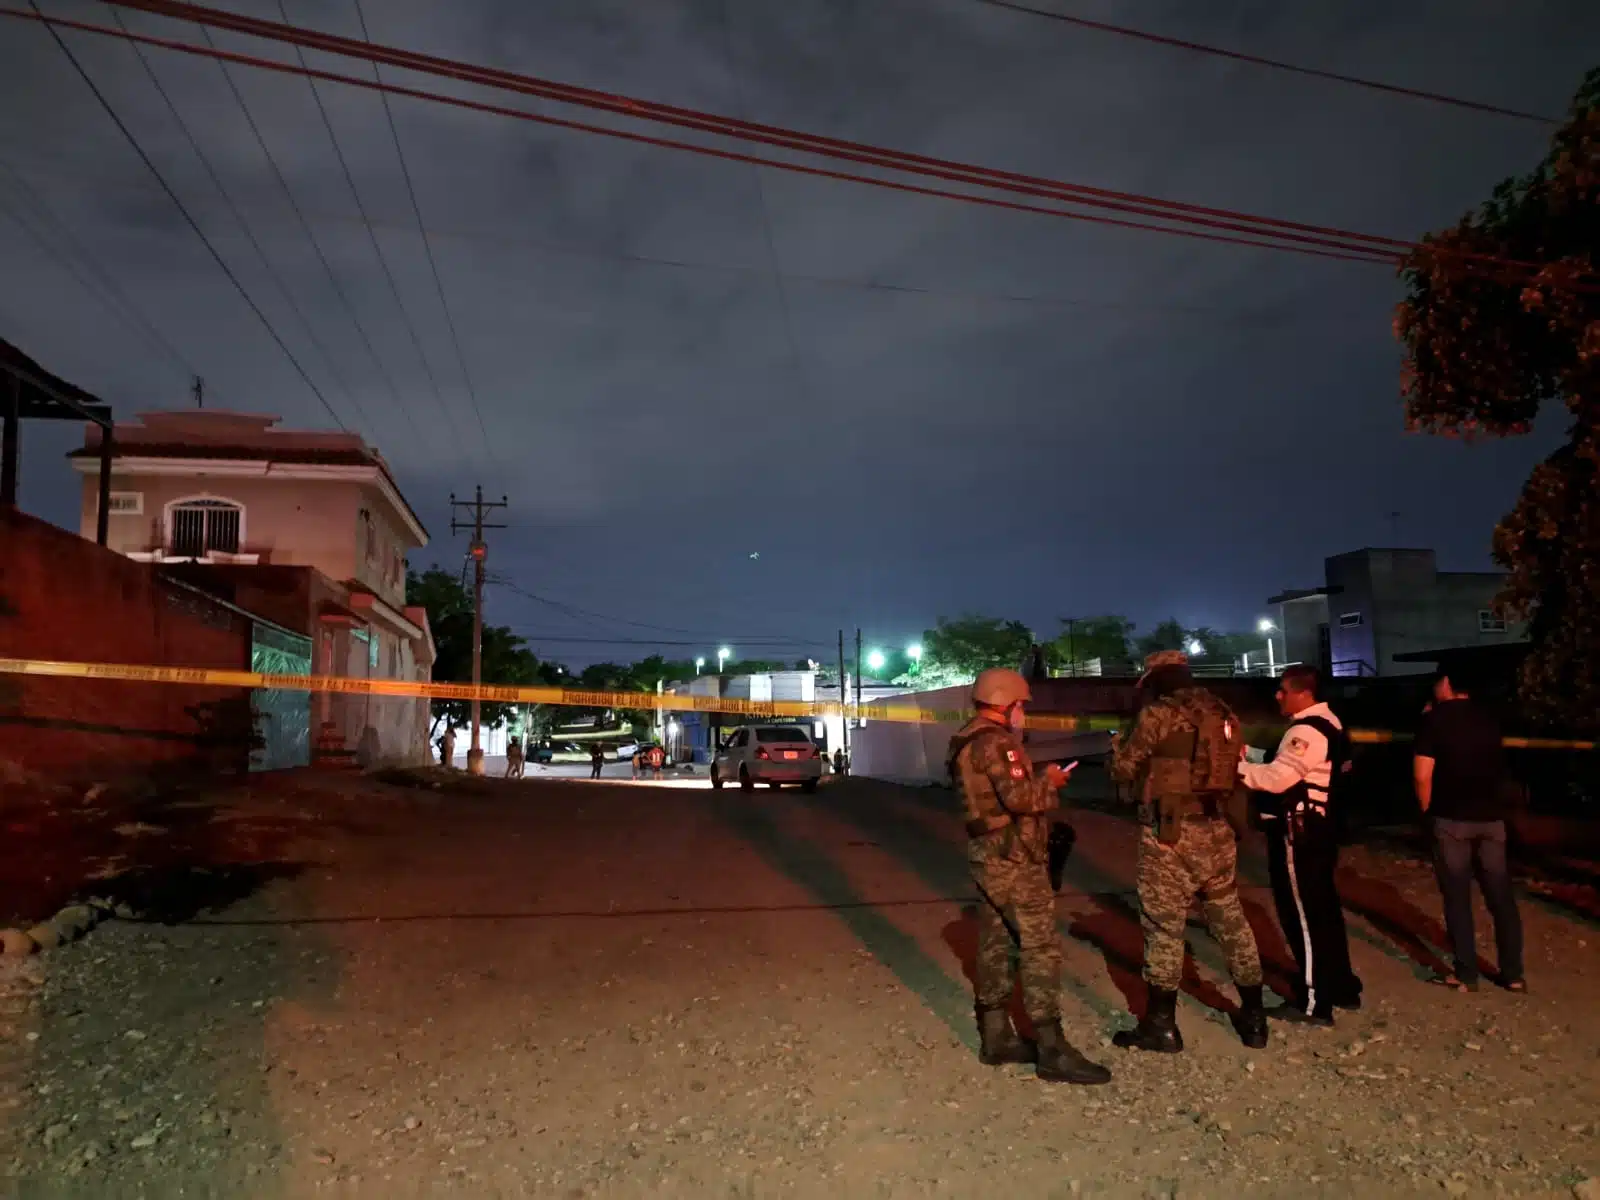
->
[1325,550,1524,677]
[0,508,255,777]
[1276,594,1330,671]
[162,563,431,765]
[79,474,364,586]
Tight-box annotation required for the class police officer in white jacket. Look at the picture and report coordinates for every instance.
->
[1238,664,1363,1024]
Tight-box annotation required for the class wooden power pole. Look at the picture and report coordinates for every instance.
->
[450,485,507,775]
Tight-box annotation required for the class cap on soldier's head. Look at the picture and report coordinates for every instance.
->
[1138,648,1189,685]
[972,667,1031,709]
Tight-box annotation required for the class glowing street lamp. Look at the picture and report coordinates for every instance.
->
[1185,638,1204,657]
[1257,619,1277,675]
[907,644,923,664]
[694,656,706,676]
[717,647,730,673]
[867,649,886,673]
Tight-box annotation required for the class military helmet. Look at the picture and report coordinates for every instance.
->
[973,667,1032,708]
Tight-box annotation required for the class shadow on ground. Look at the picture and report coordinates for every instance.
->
[0,771,317,926]
[711,793,980,1049]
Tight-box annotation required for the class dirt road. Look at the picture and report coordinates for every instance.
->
[2,769,1597,1198]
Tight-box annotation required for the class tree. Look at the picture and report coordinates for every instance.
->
[1394,68,1600,727]
[1136,619,1190,659]
[407,568,546,734]
[897,615,1033,689]
[1050,615,1136,672]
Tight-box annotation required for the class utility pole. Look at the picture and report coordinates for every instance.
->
[450,485,507,776]
[838,629,849,760]
[854,627,863,729]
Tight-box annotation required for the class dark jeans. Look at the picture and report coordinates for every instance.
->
[1432,818,1524,983]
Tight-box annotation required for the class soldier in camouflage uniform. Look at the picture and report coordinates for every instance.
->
[949,668,1112,1085]
[1109,650,1269,1052]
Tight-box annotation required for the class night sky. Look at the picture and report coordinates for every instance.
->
[2,1,1595,666]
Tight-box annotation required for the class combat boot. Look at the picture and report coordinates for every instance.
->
[1112,986,1183,1053]
[1232,984,1269,1049]
[976,1005,1037,1066]
[1034,1020,1111,1085]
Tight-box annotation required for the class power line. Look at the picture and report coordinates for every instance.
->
[974,0,1559,126]
[16,6,1398,271]
[270,0,467,463]
[187,19,427,446]
[74,0,1588,286]
[24,0,347,427]
[92,0,1406,263]
[105,4,373,432]
[25,2,1585,293]
[489,575,832,645]
[0,149,1387,323]
[502,633,832,649]
[0,157,198,378]
[350,0,502,490]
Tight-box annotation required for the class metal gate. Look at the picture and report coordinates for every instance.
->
[250,622,312,771]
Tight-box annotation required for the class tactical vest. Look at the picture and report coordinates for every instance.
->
[1144,691,1240,843]
[948,724,1010,834]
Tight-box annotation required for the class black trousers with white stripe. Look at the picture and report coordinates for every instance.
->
[1265,805,1362,1014]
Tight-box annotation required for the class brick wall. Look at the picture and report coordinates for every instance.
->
[0,509,254,778]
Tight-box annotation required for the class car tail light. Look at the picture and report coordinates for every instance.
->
[806,744,820,758]
[756,746,771,761]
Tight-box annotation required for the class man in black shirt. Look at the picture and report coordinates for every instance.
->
[1413,670,1525,992]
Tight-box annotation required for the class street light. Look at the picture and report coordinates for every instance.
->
[1185,638,1204,657]
[717,647,730,673]
[907,644,923,664]
[694,656,705,676]
[1257,619,1277,675]
[867,649,886,673]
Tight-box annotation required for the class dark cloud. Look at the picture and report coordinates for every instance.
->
[1,0,1594,661]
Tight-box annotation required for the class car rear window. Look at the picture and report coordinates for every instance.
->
[756,727,811,744]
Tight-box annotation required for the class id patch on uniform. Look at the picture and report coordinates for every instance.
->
[1005,749,1019,762]
[1009,766,1025,779]
[1287,736,1309,754]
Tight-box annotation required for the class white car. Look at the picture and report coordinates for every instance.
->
[712,725,822,792]
[613,740,641,761]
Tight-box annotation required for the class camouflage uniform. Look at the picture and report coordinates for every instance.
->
[1111,687,1263,992]
[950,717,1062,1022]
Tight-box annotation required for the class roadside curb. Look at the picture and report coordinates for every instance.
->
[1,897,134,958]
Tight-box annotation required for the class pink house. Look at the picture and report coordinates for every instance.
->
[70,410,436,766]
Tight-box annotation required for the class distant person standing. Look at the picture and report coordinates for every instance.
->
[1414,670,1525,993]
[439,725,456,769]
[505,736,524,779]
[647,743,666,780]
[833,747,848,777]
[589,742,606,780]
[1238,665,1363,1024]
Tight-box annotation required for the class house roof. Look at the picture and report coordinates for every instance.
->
[70,412,429,544]
[0,336,111,424]
[68,442,374,467]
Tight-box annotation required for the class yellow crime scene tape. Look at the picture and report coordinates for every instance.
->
[0,656,1117,733]
[0,657,1593,750]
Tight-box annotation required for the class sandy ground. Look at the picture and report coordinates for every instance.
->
[1,768,1597,1198]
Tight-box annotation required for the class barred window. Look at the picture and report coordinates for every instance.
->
[169,499,241,557]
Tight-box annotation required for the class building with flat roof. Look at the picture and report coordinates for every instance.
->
[70,409,435,764]
[1269,548,1525,679]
